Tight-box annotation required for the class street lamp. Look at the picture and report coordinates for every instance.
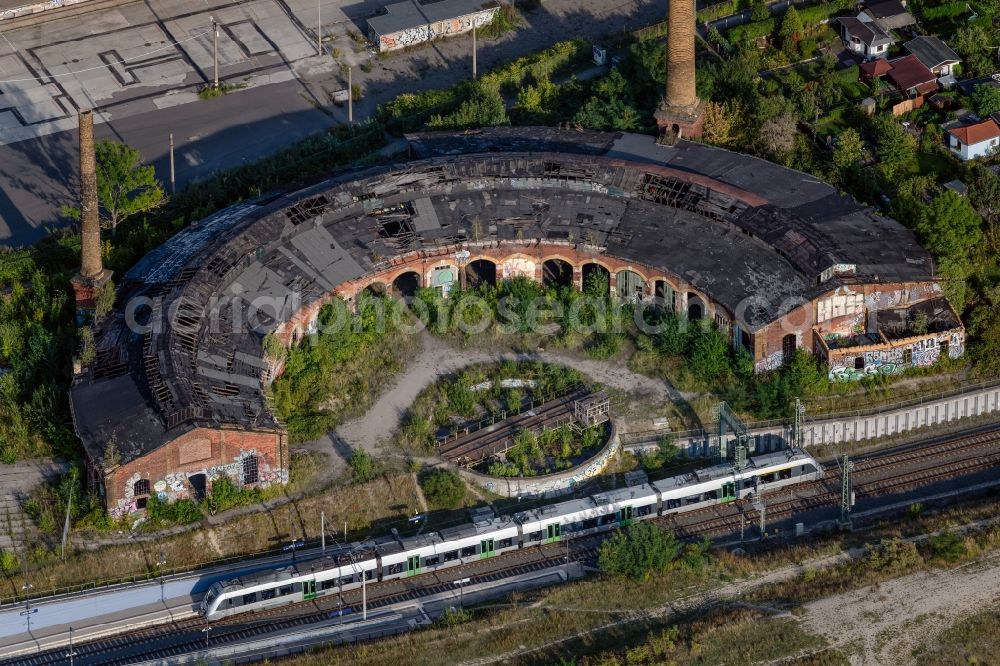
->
[156,548,167,604]
[202,622,212,648]
[20,583,37,634]
[211,16,220,88]
[67,626,78,666]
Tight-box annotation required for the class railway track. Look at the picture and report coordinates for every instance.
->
[6,542,597,666]
[665,432,1000,538]
[438,389,587,465]
[6,427,1000,665]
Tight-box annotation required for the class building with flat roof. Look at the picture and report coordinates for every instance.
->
[70,128,963,516]
[367,0,500,52]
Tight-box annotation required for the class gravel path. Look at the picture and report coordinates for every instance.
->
[332,332,688,455]
[800,550,1000,665]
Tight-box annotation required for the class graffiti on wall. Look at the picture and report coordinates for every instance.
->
[502,257,535,281]
[754,350,784,373]
[378,8,498,51]
[111,448,289,517]
[828,329,964,381]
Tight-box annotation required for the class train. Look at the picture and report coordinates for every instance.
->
[200,449,822,619]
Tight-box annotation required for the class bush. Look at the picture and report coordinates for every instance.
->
[147,495,201,525]
[350,449,377,484]
[928,530,966,562]
[421,469,466,509]
[0,549,18,573]
[599,522,683,580]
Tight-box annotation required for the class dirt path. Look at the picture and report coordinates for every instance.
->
[333,332,689,455]
[799,550,1000,665]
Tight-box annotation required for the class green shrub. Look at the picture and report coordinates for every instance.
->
[599,522,684,580]
[147,495,202,525]
[421,469,466,509]
[928,530,967,562]
[0,549,17,574]
[350,449,377,484]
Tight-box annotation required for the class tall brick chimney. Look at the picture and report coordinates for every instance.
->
[70,109,112,321]
[654,0,705,142]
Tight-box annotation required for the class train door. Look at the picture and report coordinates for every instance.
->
[618,505,634,526]
[480,538,495,559]
[721,481,737,503]
[545,523,561,543]
[302,580,317,601]
[407,555,421,577]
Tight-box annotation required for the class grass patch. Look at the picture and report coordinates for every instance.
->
[912,601,1000,664]
[197,82,248,99]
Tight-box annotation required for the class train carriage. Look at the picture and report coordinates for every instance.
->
[436,516,521,564]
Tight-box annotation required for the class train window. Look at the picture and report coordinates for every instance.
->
[685,495,700,505]
[529,531,542,541]
[242,592,258,605]
[321,579,337,591]
[761,473,775,483]
[261,589,275,600]
[638,505,652,517]
[705,490,718,500]
[802,463,816,474]
[340,575,354,586]
[498,538,513,549]
[388,563,403,575]
[364,570,374,581]
[444,550,458,561]
[425,556,440,566]
[461,546,477,557]
[278,585,294,596]
[666,499,681,509]
[779,468,792,480]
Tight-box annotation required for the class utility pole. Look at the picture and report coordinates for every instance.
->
[348,67,353,123]
[317,0,322,55]
[169,133,175,195]
[67,627,77,666]
[840,454,854,529]
[361,561,367,620]
[321,511,325,554]
[61,491,72,561]
[211,16,220,89]
[472,27,477,79]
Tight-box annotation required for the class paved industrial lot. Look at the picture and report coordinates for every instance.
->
[0,0,663,246]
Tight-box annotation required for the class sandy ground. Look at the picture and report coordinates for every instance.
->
[799,551,1000,665]
[330,331,687,457]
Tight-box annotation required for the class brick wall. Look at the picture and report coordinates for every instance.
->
[104,427,288,517]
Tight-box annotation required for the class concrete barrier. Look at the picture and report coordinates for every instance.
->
[456,421,620,499]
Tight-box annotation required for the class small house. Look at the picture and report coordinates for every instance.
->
[946,117,1000,160]
[884,54,938,95]
[838,16,894,60]
[904,36,961,77]
[859,0,916,31]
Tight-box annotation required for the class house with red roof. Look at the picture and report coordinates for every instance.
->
[946,116,1000,161]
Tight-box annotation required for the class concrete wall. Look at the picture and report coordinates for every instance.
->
[625,382,1000,457]
[456,422,620,498]
[105,427,289,517]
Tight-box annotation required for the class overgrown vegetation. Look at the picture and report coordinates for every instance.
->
[419,469,466,509]
[487,423,607,477]
[599,522,712,580]
[270,292,413,442]
[398,359,585,454]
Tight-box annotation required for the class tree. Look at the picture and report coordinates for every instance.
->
[702,100,740,147]
[428,82,509,130]
[832,128,864,177]
[916,190,983,260]
[758,112,797,160]
[94,140,164,235]
[751,0,770,21]
[598,522,682,580]
[421,469,466,509]
[951,25,994,77]
[94,280,116,321]
[968,166,1000,252]
[572,69,642,131]
[778,6,804,53]
[872,115,916,182]
[687,327,732,382]
[970,83,1000,119]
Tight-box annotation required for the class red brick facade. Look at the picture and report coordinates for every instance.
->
[103,427,288,518]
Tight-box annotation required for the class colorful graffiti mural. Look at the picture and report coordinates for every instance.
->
[377,7,498,52]
[754,350,784,373]
[827,329,965,381]
[110,448,289,517]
